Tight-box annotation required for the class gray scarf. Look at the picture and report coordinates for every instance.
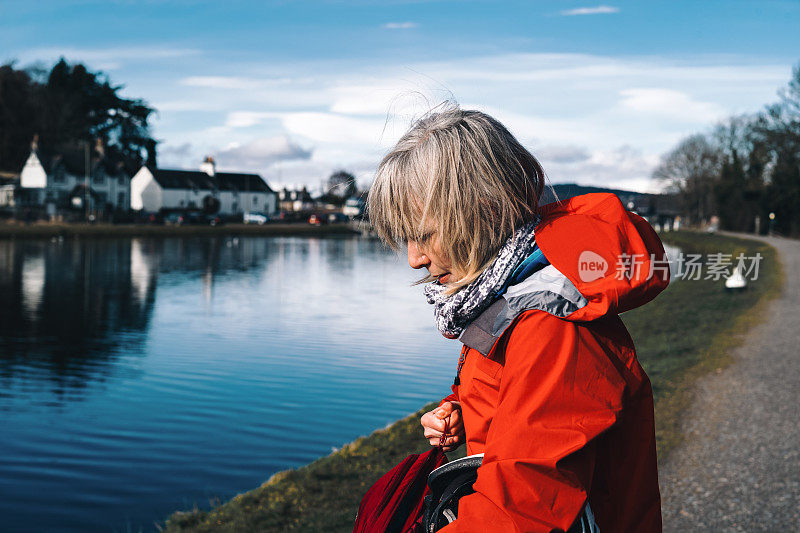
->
[423,216,541,339]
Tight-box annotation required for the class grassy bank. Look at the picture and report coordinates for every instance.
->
[0,222,359,239]
[162,230,782,533]
[625,231,783,456]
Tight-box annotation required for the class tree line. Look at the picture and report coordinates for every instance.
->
[0,58,155,174]
[654,64,800,237]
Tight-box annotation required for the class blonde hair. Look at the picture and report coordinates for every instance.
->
[368,106,545,292]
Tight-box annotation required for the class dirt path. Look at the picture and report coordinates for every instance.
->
[659,232,800,531]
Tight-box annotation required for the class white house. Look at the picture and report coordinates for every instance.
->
[278,187,315,212]
[18,138,130,215]
[130,156,277,215]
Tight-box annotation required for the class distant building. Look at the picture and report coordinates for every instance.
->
[0,172,18,210]
[538,182,681,230]
[130,156,277,215]
[17,137,130,216]
[278,187,314,212]
[342,196,365,218]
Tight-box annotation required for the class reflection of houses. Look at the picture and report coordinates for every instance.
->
[0,238,157,391]
[16,137,130,217]
[278,187,314,211]
[131,156,277,215]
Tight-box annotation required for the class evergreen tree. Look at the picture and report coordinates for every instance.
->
[0,58,155,173]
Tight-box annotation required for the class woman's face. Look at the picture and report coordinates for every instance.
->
[406,233,463,284]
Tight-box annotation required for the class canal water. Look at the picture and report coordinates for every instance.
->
[0,236,457,532]
[0,236,682,532]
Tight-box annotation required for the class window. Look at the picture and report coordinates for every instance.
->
[92,171,104,184]
[117,192,125,208]
[253,196,258,205]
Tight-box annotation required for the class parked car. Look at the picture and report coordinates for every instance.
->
[327,212,350,224]
[164,211,223,226]
[164,212,185,225]
[203,214,224,226]
[308,214,327,225]
[244,211,270,225]
[278,211,308,223]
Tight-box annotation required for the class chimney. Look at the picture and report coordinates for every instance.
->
[200,155,216,177]
[31,133,39,152]
[145,139,158,170]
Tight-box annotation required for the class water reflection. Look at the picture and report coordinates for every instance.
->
[3,236,682,532]
[0,239,156,402]
[0,235,457,533]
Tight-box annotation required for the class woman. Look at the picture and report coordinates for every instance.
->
[367,107,669,532]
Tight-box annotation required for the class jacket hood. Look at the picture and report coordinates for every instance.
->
[458,193,670,355]
[534,192,670,321]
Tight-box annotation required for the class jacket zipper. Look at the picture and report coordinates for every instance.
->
[453,345,468,386]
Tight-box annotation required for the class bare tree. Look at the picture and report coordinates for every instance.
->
[653,134,721,226]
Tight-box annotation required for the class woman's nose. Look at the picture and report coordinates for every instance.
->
[407,241,429,269]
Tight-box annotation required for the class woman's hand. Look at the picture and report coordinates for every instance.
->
[421,401,465,452]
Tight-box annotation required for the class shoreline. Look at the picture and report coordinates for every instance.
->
[158,230,780,531]
[0,222,362,239]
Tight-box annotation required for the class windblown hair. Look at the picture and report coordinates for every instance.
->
[368,106,546,292]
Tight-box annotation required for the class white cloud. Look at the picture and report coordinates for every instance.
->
[158,142,194,167]
[328,82,432,116]
[180,76,293,90]
[215,136,312,171]
[279,112,396,147]
[383,22,418,29]
[544,145,664,193]
[140,52,789,193]
[225,111,274,128]
[560,6,619,16]
[16,46,201,70]
[618,88,727,123]
[537,144,592,164]
[155,99,215,112]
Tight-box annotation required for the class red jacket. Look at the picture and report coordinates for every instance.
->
[439,193,669,533]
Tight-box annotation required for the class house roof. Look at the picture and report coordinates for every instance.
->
[279,187,313,201]
[34,147,127,178]
[152,168,274,193]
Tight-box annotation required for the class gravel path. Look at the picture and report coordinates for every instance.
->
[659,232,800,531]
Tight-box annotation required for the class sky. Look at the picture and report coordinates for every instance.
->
[2,0,799,193]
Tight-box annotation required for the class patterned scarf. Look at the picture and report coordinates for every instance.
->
[423,215,541,339]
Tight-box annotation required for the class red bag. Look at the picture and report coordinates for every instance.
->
[353,425,449,533]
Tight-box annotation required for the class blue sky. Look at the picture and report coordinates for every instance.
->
[3,0,799,192]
